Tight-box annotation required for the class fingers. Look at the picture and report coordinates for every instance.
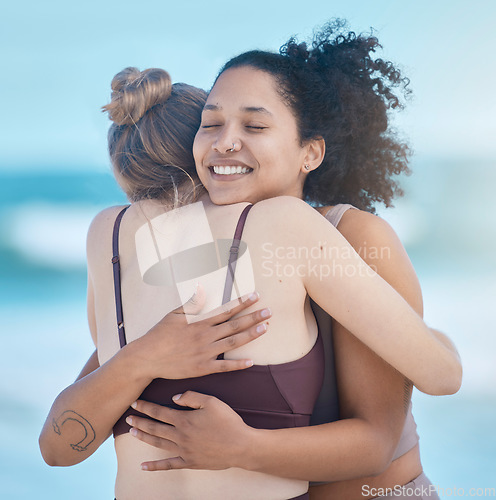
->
[126,414,177,443]
[131,400,180,426]
[209,358,257,373]
[216,302,272,339]
[141,457,187,471]
[207,308,272,369]
[171,391,212,410]
[129,425,177,452]
[213,324,267,361]
[202,292,261,325]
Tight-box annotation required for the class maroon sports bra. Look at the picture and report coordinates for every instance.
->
[111,205,324,436]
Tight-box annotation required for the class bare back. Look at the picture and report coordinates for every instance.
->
[88,196,319,499]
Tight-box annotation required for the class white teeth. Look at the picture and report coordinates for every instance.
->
[212,166,251,175]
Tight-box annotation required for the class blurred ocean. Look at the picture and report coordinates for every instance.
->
[0,158,495,499]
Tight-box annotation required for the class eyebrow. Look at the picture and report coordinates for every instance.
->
[243,106,273,116]
[203,104,273,116]
[203,104,221,112]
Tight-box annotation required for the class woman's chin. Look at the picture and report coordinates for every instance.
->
[207,189,254,206]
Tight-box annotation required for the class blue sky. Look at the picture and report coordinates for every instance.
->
[2,0,495,171]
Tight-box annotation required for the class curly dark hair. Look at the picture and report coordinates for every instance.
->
[218,19,412,212]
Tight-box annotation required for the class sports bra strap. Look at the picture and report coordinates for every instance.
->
[323,204,356,227]
[112,205,131,348]
[221,204,253,305]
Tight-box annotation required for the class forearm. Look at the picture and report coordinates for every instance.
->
[39,343,151,466]
[306,248,461,394]
[349,275,461,395]
[312,204,462,395]
[239,419,391,482]
[421,328,462,394]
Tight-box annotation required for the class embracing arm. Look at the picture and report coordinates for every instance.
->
[324,206,461,395]
[298,199,461,395]
[39,271,149,465]
[39,343,149,466]
[39,278,269,467]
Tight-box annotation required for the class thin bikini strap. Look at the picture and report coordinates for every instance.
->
[111,205,131,348]
[221,204,253,305]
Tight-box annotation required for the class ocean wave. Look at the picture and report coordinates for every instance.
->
[3,203,103,268]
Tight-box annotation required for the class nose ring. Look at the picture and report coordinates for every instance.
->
[226,143,236,153]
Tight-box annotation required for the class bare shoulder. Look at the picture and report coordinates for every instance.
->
[251,196,321,225]
[248,197,349,259]
[86,205,129,264]
[336,207,423,313]
[310,204,406,262]
[255,195,313,212]
[337,208,402,249]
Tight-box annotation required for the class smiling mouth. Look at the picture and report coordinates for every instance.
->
[210,166,253,175]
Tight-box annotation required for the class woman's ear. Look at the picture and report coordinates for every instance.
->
[301,138,325,173]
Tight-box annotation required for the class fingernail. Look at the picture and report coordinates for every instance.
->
[256,323,267,333]
[126,416,133,425]
[131,401,137,409]
[261,308,271,318]
[248,292,259,301]
[141,463,149,470]
[130,428,138,436]
[172,393,182,401]
[245,360,254,367]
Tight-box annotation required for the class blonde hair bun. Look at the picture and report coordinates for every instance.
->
[102,67,172,125]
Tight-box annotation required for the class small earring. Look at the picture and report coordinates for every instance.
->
[304,164,311,171]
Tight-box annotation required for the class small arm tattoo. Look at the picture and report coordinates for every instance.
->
[52,410,96,452]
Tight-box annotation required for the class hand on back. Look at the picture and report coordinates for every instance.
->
[130,286,271,381]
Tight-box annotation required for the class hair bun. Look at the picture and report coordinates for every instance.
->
[102,67,172,125]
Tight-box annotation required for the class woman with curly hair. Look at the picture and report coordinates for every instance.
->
[40,20,458,500]
[125,22,456,499]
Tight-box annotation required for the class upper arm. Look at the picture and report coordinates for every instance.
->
[268,200,461,393]
[336,209,423,316]
[75,350,100,382]
[297,207,422,343]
